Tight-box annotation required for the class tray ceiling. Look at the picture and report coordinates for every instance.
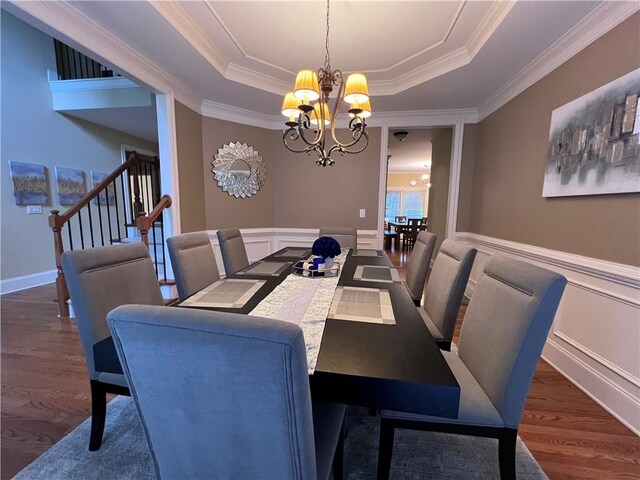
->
[152,1,514,95]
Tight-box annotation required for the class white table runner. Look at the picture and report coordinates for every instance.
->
[249,249,349,374]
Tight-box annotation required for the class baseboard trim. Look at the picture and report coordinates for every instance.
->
[543,338,640,436]
[0,269,58,295]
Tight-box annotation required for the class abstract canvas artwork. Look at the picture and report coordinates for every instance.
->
[55,167,85,205]
[90,171,116,206]
[9,161,49,205]
[543,69,640,197]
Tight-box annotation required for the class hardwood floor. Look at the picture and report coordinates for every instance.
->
[1,252,639,479]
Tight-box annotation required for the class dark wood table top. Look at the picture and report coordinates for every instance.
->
[185,246,460,418]
[311,251,459,417]
[94,247,459,418]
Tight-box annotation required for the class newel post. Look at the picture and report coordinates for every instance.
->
[49,210,70,318]
[136,212,149,247]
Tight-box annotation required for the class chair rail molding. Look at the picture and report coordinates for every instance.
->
[455,231,640,435]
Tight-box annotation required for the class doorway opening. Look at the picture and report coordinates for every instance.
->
[383,127,454,265]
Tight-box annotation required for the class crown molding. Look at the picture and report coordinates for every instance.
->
[148,1,228,75]
[371,108,479,127]
[200,100,479,131]
[226,63,291,97]
[477,1,640,121]
[8,0,202,112]
[370,47,471,96]
[466,0,516,58]
[201,100,281,130]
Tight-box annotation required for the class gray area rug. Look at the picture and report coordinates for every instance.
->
[14,396,547,479]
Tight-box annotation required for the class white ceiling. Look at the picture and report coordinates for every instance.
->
[6,1,637,122]
[387,128,446,173]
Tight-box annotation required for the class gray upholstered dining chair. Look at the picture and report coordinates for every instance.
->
[319,227,358,250]
[420,239,476,350]
[377,255,567,480]
[61,243,164,451]
[216,227,249,275]
[108,304,346,480]
[404,231,437,306]
[167,231,220,301]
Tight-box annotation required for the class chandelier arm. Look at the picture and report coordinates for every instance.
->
[296,112,324,147]
[283,128,313,154]
[327,131,369,157]
[328,78,369,151]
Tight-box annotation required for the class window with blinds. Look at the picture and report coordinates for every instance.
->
[385,190,426,221]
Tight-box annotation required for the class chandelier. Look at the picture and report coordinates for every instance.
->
[281,0,371,167]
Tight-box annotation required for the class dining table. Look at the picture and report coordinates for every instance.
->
[94,246,460,418]
[177,246,460,418]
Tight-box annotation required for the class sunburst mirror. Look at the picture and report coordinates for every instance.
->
[212,142,265,198]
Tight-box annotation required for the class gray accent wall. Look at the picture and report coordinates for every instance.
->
[0,12,158,281]
[469,13,640,267]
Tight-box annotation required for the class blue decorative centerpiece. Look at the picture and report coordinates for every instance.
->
[312,236,341,269]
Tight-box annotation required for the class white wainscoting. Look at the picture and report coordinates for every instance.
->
[455,232,640,435]
[206,228,378,277]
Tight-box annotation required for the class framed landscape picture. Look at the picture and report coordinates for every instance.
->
[9,161,49,205]
[90,171,117,206]
[543,68,640,197]
[55,167,86,205]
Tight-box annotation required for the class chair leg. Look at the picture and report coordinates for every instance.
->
[89,380,107,451]
[333,421,345,480]
[377,419,395,480]
[498,428,518,480]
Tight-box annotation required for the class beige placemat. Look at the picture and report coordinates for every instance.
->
[328,286,395,324]
[236,261,290,276]
[353,265,401,283]
[181,279,266,308]
[352,249,382,257]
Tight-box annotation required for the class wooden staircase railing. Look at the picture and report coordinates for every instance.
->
[49,152,171,317]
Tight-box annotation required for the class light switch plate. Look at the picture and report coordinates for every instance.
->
[359,209,366,218]
[27,205,43,214]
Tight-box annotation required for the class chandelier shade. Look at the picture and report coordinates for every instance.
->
[281,92,301,120]
[310,102,331,126]
[343,73,370,104]
[349,99,372,119]
[281,0,371,167]
[293,70,320,102]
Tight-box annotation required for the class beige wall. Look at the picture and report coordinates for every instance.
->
[456,124,477,232]
[387,173,425,188]
[197,116,380,231]
[272,127,381,229]
[175,101,205,232]
[201,117,275,229]
[428,129,453,254]
[0,12,158,280]
[469,14,640,266]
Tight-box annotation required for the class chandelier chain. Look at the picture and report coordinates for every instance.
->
[324,0,331,73]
